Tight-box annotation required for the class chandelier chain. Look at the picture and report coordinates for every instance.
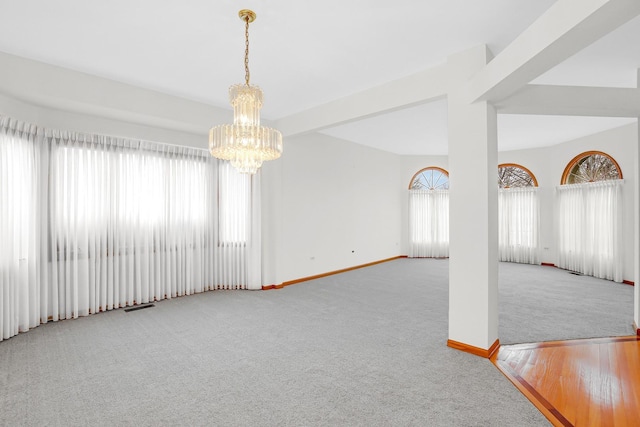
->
[244,16,250,86]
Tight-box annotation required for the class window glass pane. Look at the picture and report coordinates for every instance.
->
[498,165,536,188]
[566,153,620,184]
[411,168,449,190]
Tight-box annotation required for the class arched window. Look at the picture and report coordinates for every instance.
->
[557,151,623,282]
[408,167,449,258]
[498,163,538,188]
[561,151,622,184]
[409,166,449,190]
[498,164,539,264]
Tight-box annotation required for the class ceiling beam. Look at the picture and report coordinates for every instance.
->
[466,0,640,104]
[276,1,640,137]
[276,45,492,137]
[496,84,640,117]
[274,63,450,137]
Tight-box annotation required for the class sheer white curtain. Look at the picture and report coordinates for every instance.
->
[217,161,262,289]
[408,189,449,258]
[0,117,41,341]
[47,132,221,319]
[557,180,623,282]
[1,115,261,341]
[498,187,539,264]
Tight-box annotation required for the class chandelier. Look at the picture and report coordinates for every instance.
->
[209,9,283,174]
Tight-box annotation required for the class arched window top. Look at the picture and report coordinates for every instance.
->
[409,166,449,190]
[561,151,622,184]
[498,163,538,188]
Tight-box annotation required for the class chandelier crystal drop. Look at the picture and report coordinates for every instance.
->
[209,9,283,174]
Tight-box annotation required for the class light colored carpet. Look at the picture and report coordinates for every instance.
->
[498,261,634,344]
[1,258,632,426]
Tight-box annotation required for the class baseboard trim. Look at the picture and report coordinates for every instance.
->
[261,284,287,290]
[262,256,405,290]
[447,338,500,359]
[282,256,404,286]
[540,263,634,285]
[407,256,449,259]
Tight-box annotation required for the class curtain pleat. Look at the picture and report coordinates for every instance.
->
[498,187,539,264]
[557,180,623,282]
[0,117,40,339]
[409,187,540,263]
[0,115,261,341]
[408,189,449,258]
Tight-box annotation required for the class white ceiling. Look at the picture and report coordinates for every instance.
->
[321,100,450,155]
[0,0,638,154]
[319,101,638,155]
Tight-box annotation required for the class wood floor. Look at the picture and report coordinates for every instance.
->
[492,336,640,426]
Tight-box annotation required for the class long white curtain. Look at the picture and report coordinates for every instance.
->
[0,118,40,341]
[557,180,623,282]
[498,187,539,264]
[1,116,261,341]
[408,189,449,258]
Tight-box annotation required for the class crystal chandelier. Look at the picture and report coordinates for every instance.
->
[209,9,283,174]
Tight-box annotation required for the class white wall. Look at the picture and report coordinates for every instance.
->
[0,93,206,148]
[4,89,635,284]
[261,133,403,284]
[0,50,230,139]
[2,51,637,285]
[0,63,405,287]
[499,122,638,281]
[398,123,637,282]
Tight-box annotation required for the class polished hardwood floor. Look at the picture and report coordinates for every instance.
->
[492,336,640,426]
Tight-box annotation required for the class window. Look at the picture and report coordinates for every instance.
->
[561,151,622,184]
[409,166,449,190]
[557,151,623,282]
[408,167,449,258]
[498,164,539,264]
[498,163,538,188]
[1,115,262,342]
[50,144,211,258]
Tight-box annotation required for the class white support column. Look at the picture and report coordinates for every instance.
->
[447,51,499,356]
[634,69,640,335]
